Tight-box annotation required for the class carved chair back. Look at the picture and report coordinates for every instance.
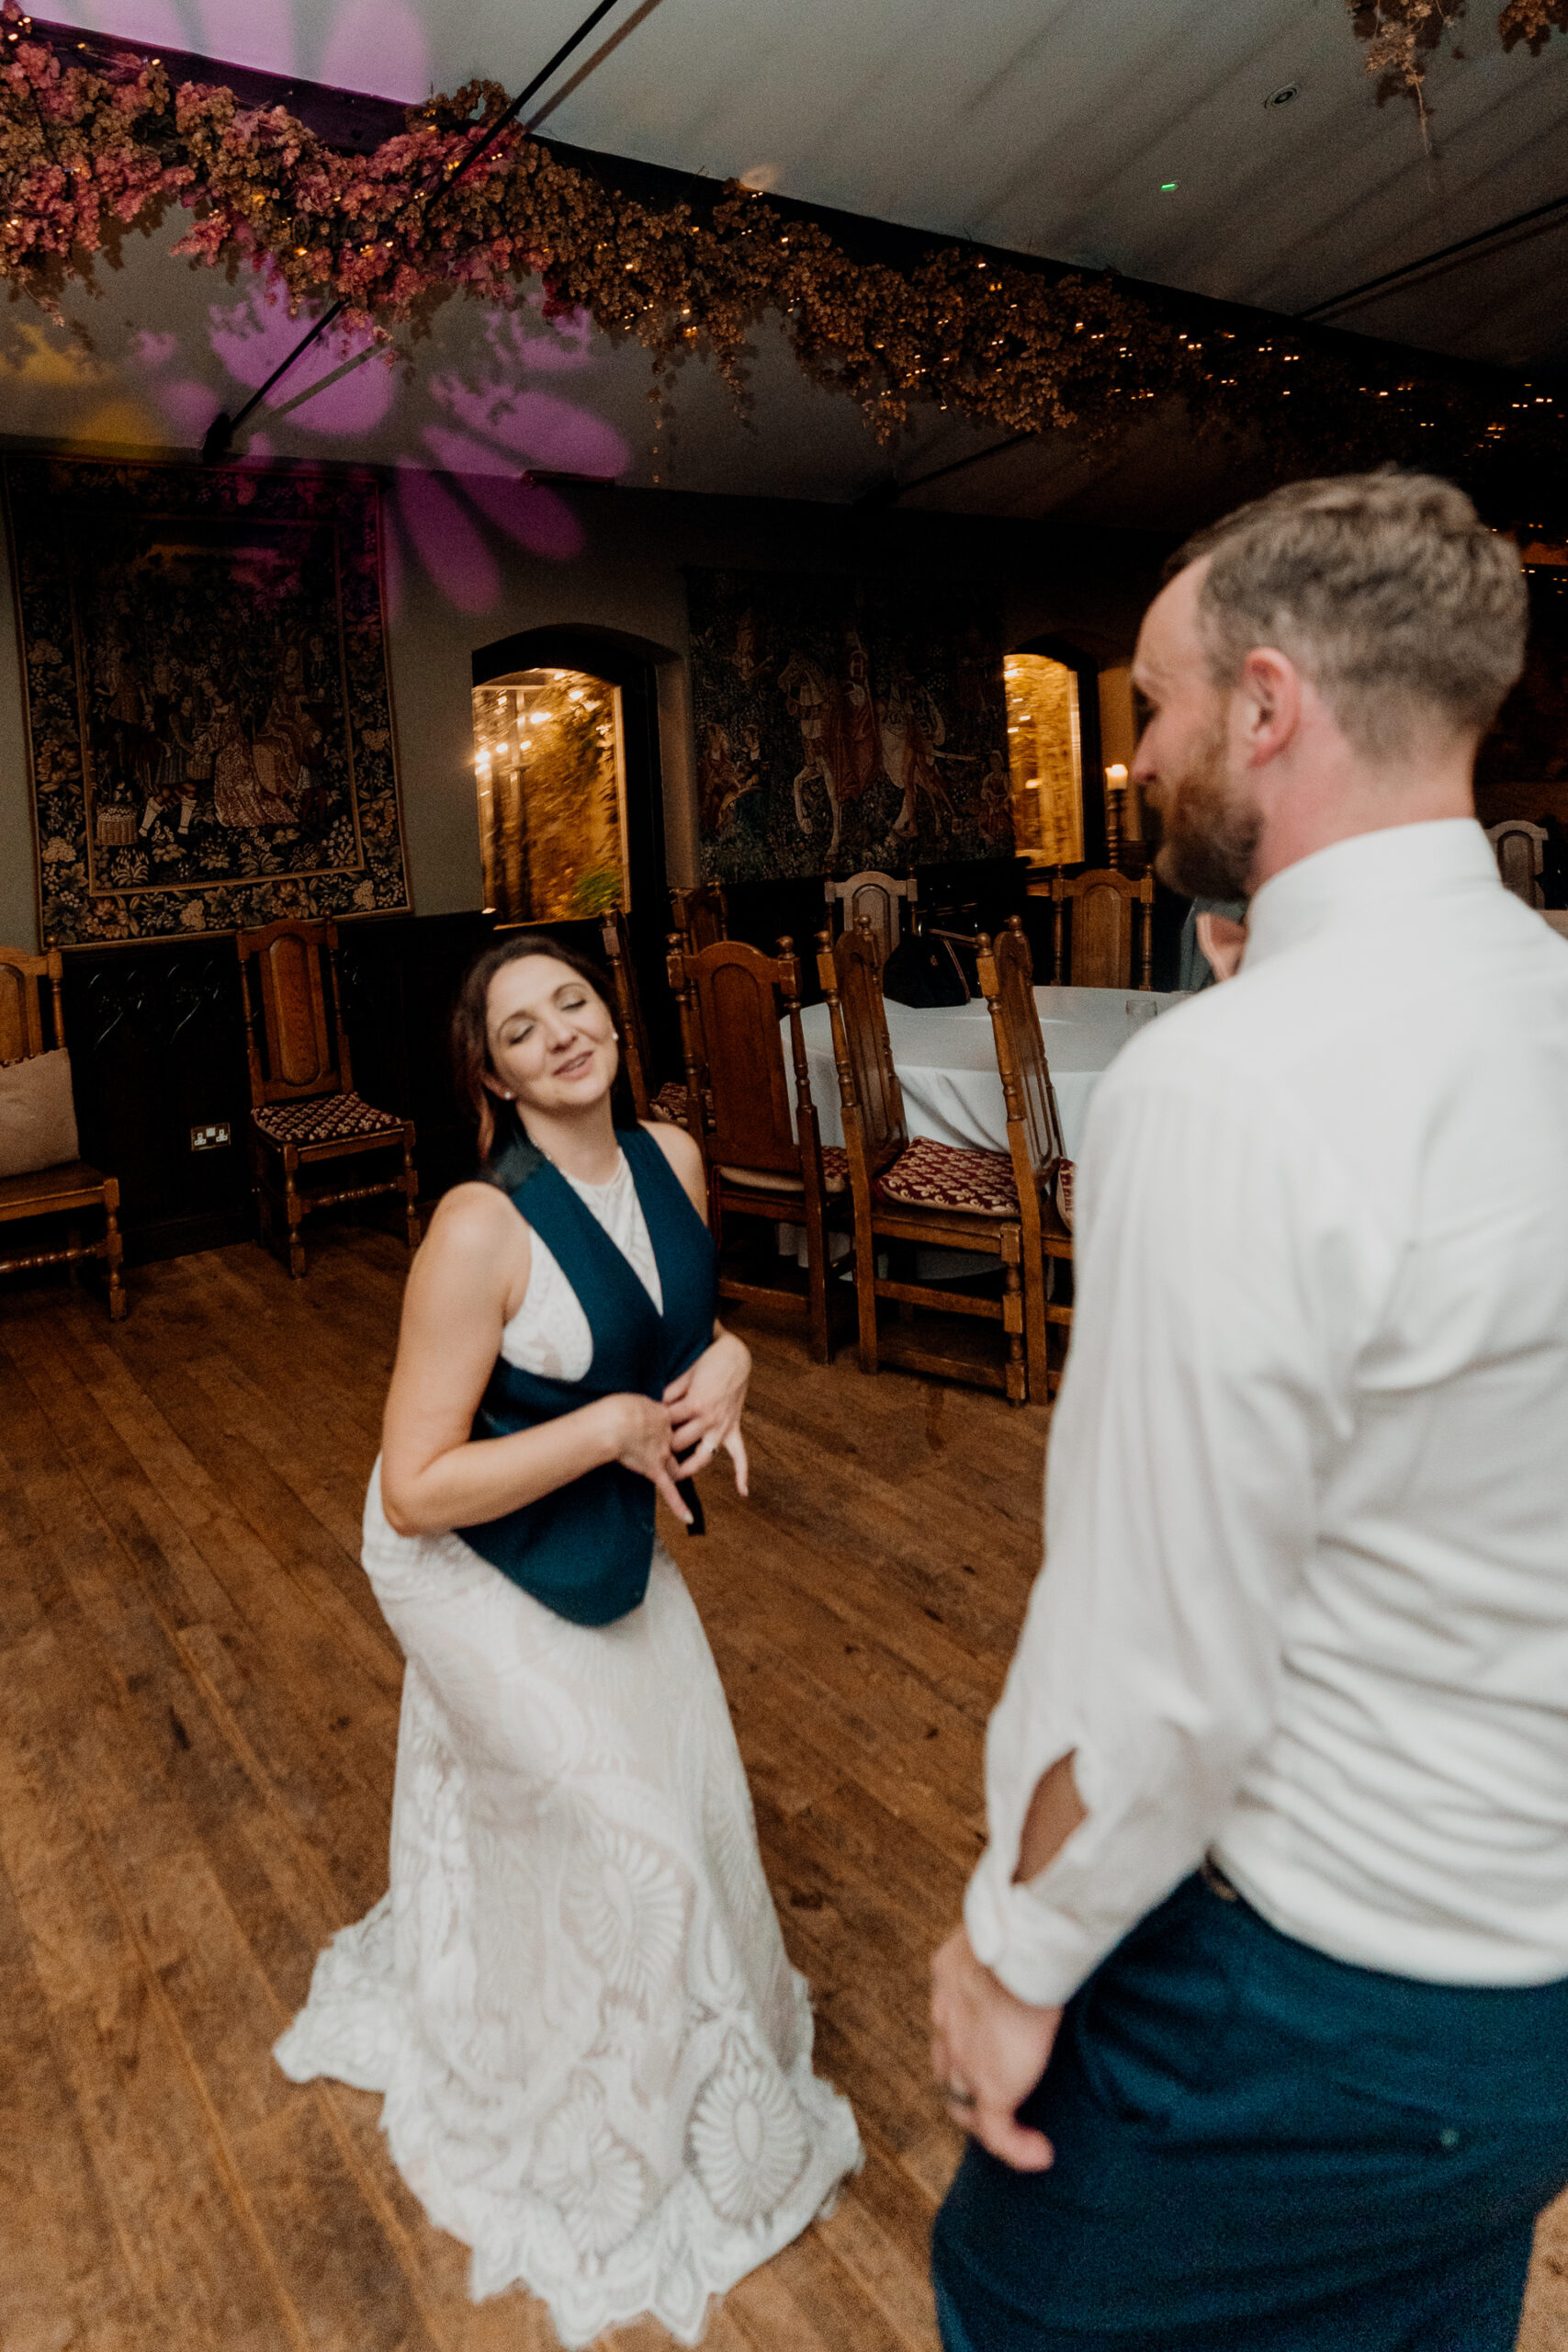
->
[978,916,1066,1183]
[1487,820,1548,909]
[0,946,65,1066]
[1049,867,1155,990]
[235,918,351,1107]
[818,920,908,1182]
[668,934,815,1180]
[669,882,729,956]
[823,869,917,963]
[599,906,655,1121]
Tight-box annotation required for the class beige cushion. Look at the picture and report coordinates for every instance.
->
[0,1049,80,1179]
[717,1148,848,1196]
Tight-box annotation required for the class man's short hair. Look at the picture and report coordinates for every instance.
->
[1168,470,1528,760]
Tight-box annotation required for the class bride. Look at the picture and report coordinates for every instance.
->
[276,933,862,2345]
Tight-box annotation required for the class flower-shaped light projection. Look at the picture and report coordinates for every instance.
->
[75,0,433,104]
[118,268,637,610]
[209,276,399,435]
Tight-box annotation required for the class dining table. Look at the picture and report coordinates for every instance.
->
[792,984,1187,1162]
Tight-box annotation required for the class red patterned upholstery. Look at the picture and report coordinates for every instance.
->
[1056,1160,1076,1231]
[875,1135,1019,1216]
[717,1146,849,1196]
[253,1091,404,1147]
[649,1080,691,1125]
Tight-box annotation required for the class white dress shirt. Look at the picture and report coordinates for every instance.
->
[964,820,1568,2005]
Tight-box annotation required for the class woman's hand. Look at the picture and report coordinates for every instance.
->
[663,1329,751,1497]
[604,1393,693,1526]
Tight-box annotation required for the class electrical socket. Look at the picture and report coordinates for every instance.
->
[190,1122,232,1151]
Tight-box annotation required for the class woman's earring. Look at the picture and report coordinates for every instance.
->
[502,1091,514,1101]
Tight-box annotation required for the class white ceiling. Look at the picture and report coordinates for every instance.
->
[39,0,1568,368]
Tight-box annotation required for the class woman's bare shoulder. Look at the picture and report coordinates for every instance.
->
[640,1119,703,1182]
[402,1180,530,1326]
[422,1181,528,1265]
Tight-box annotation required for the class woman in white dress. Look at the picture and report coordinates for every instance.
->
[276,934,861,2346]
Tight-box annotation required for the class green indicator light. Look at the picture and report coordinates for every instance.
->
[1160,181,1178,192]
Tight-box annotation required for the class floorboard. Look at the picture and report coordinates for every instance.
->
[0,1234,1562,2351]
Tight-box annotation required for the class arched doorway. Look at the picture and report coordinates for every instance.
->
[1004,634,1109,871]
[468,625,682,1077]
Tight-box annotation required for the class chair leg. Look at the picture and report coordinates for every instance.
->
[66,1221,82,1285]
[104,1197,126,1323]
[856,1224,881,1376]
[1002,1246,1026,1407]
[401,1129,422,1251]
[1021,1249,1051,1406]
[283,1146,306,1279]
[805,1238,831,1365]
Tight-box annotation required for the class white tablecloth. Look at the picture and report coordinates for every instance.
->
[794,985,1185,1160]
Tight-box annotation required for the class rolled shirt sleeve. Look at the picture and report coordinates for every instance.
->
[964,1036,1378,2008]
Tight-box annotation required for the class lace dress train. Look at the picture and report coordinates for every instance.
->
[275,1159,862,2345]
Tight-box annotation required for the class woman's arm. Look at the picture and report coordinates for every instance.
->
[642,1121,751,1495]
[379,1183,690,1536]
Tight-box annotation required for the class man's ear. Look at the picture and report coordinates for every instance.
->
[1235,648,1303,768]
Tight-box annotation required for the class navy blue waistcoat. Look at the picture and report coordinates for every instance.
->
[456,1123,717,1626]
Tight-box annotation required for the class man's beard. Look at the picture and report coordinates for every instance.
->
[1151,715,1262,902]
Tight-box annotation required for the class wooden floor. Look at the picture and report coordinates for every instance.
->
[0,1234,1564,2352]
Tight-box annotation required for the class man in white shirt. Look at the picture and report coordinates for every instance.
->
[930,471,1568,2350]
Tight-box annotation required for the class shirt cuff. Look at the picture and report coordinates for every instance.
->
[963,1842,1108,2010]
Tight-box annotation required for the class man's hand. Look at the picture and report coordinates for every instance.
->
[931,1926,1061,2171]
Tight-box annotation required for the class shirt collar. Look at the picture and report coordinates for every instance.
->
[1244,819,1501,967]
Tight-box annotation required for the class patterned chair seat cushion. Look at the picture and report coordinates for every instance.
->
[716,1146,849,1196]
[253,1091,405,1148]
[649,1080,692,1125]
[875,1135,1019,1217]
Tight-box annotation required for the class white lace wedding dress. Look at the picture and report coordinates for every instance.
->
[275,1156,862,2345]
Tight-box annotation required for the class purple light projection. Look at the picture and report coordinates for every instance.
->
[209,281,399,435]
[74,0,434,101]
[318,0,430,103]
[115,248,637,612]
[80,0,186,44]
[197,0,297,77]
[428,379,628,478]
[394,461,502,616]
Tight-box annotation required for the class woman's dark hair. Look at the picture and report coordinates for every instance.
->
[451,930,630,1167]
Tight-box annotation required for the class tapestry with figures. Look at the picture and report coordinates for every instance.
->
[5,456,409,946]
[686,568,1012,883]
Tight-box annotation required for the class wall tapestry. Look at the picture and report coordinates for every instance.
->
[5,456,409,947]
[687,569,1012,884]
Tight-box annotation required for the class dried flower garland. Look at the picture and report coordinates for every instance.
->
[1,0,1563,502]
[1348,0,1567,104]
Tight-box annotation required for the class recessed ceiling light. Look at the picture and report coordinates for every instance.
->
[1264,83,1301,108]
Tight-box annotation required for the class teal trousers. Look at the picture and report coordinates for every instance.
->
[932,1873,1568,2349]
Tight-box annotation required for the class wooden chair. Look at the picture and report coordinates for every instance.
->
[669,882,729,955]
[600,908,688,1125]
[823,870,918,963]
[236,917,420,1279]
[667,932,851,1363]
[818,922,1025,1404]
[977,915,1075,1398]
[0,946,125,1319]
[1487,820,1548,909]
[1030,868,1155,989]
